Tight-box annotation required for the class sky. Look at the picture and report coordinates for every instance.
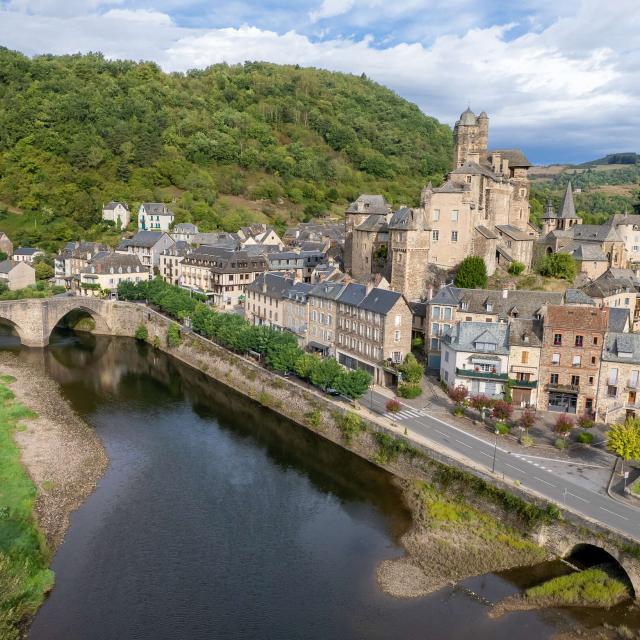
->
[0,0,638,165]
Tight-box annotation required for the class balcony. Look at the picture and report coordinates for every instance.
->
[456,367,508,381]
[509,378,538,389]
[545,382,579,393]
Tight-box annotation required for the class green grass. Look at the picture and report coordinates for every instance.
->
[526,568,630,608]
[630,479,640,496]
[0,378,53,639]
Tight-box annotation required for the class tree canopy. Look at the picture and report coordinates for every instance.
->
[454,256,488,289]
[0,49,452,251]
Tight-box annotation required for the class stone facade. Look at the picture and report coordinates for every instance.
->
[537,305,609,416]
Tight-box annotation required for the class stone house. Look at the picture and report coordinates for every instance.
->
[283,282,313,344]
[78,253,150,297]
[494,224,534,270]
[425,284,563,370]
[0,232,13,258]
[101,201,130,228]
[537,305,609,416]
[137,203,174,232]
[581,269,639,330]
[171,223,199,243]
[508,319,543,407]
[597,333,640,423]
[159,242,192,287]
[54,241,108,288]
[440,321,510,399]
[267,251,305,279]
[0,260,35,290]
[611,214,640,272]
[409,301,427,346]
[335,285,412,387]
[245,272,294,329]
[306,281,346,356]
[13,247,43,264]
[180,246,268,310]
[116,231,175,269]
[237,225,284,251]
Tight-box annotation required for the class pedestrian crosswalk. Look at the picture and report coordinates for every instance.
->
[383,408,430,421]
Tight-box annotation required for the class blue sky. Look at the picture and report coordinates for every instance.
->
[0,0,638,164]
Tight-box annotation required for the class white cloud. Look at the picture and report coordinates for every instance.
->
[309,0,355,23]
[0,0,637,162]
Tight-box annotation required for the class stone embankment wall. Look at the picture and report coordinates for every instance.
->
[125,303,640,596]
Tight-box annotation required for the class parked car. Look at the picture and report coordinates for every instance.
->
[325,387,340,396]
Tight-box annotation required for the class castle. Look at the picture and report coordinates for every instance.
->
[346,108,538,300]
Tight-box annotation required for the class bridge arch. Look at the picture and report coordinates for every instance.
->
[563,542,637,598]
[0,316,28,345]
[47,303,111,342]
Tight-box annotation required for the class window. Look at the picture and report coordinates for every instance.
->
[432,209,440,221]
[443,307,452,320]
[588,376,594,385]
[571,375,580,386]
[444,350,449,363]
[608,385,618,398]
[593,336,599,345]
[591,356,596,365]
[431,337,439,349]
[552,353,560,364]
[395,314,401,326]
[432,230,439,242]
[451,210,459,221]
[609,368,618,385]
[521,351,529,364]
[572,355,581,367]
[432,306,441,320]
[554,334,562,345]
[431,323,440,336]
[392,351,402,363]
[394,330,401,342]
[575,335,583,347]
[451,231,458,242]
[550,374,559,384]
[630,370,639,388]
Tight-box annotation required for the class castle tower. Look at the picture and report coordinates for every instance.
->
[452,108,488,168]
[388,207,431,301]
[541,198,557,236]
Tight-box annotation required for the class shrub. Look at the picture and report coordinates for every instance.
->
[470,394,494,412]
[448,385,468,405]
[537,253,576,281]
[507,261,525,276]
[306,409,321,429]
[399,353,424,385]
[134,324,148,341]
[454,256,488,289]
[411,336,424,351]
[166,322,181,348]
[335,411,364,444]
[492,400,513,421]
[577,414,595,430]
[496,422,510,435]
[386,398,401,413]
[554,438,567,450]
[520,409,537,433]
[520,434,534,447]
[374,432,411,464]
[554,414,574,438]
[398,383,422,399]
[453,406,465,417]
[577,431,594,445]
[258,391,272,406]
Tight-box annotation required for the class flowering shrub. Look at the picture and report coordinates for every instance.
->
[554,413,574,437]
[492,400,513,421]
[448,385,469,405]
[386,398,401,413]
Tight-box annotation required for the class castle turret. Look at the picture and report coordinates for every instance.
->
[452,108,489,169]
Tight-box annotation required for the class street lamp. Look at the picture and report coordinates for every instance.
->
[491,428,499,473]
[370,384,374,410]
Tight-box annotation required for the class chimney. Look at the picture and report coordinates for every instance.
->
[428,286,433,301]
[492,152,502,174]
[501,158,510,175]
[502,288,508,299]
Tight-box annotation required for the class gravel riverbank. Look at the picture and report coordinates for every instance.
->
[0,352,108,551]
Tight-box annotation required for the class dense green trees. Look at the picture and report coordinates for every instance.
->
[118,278,372,398]
[537,253,576,281]
[0,49,452,249]
[454,256,488,289]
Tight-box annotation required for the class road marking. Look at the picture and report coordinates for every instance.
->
[567,492,588,503]
[599,506,629,520]
[455,439,472,448]
[434,428,447,436]
[534,476,556,488]
[480,452,492,458]
[505,463,525,473]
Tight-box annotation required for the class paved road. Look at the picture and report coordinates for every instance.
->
[367,390,640,541]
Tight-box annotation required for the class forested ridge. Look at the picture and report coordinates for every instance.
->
[0,48,452,249]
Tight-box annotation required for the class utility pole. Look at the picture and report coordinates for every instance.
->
[491,429,499,473]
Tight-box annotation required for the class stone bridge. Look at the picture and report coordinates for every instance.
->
[537,522,640,597]
[0,297,145,347]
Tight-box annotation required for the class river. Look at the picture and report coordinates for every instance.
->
[1,328,637,639]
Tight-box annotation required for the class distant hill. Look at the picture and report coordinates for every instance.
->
[0,48,452,250]
[579,152,639,167]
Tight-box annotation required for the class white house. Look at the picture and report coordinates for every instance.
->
[138,203,175,232]
[78,253,151,297]
[13,247,44,264]
[116,230,175,268]
[102,201,131,228]
[440,321,510,399]
[171,223,199,243]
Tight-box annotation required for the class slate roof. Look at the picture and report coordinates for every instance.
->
[354,215,389,232]
[433,180,467,194]
[309,281,346,301]
[337,282,368,307]
[508,318,543,348]
[581,271,637,298]
[458,108,477,126]
[566,243,608,261]
[475,225,498,239]
[103,201,129,211]
[125,230,167,248]
[450,161,497,180]
[564,289,596,306]
[193,232,239,249]
[14,247,40,256]
[182,246,269,274]
[495,224,532,241]
[388,207,425,231]
[409,301,427,318]
[602,332,640,363]
[608,307,630,332]
[0,259,18,274]
[140,202,174,216]
[571,224,620,242]
[284,282,313,302]
[430,284,563,320]
[491,149,532,168]
[346,194,390,216]
[246,272,294,299]
[558,182,579,219]
[443,321,510,355]
[82,253,147,274]
[162,241,192,257]
[173,223,198,233]
[358,288,403,315]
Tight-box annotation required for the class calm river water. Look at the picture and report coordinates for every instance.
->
[1,329,635,639]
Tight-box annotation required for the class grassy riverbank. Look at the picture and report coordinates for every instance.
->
[0,375,53,640]
[525,568,631,608]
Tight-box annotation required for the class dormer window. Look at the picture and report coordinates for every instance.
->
[485,303,493,312]
[461,301,468,311]
[475,341,497,351]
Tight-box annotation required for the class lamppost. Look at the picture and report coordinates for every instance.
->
[491,428,499,473]
[370,384,374,410]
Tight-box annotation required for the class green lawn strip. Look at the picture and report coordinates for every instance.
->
[525,568,630,608]
[0,379,53,640]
